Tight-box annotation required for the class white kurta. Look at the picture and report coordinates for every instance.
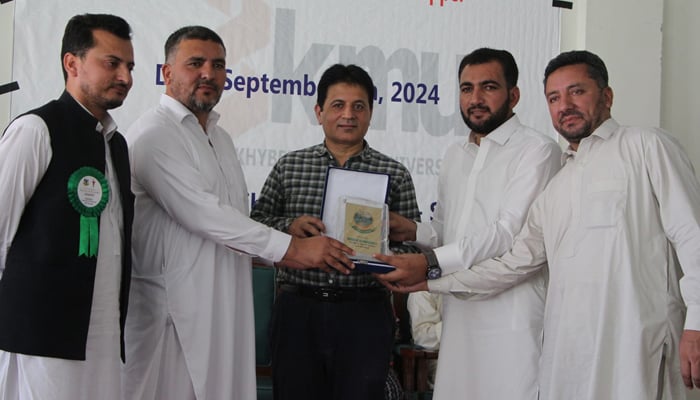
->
[123,94,291,400]
[432,118,700,400]
[407,291,443,351]
[0,112,124,400]
[415,116,561,400]
[407,291,442,388]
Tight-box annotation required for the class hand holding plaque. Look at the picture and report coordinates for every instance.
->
[320,167,395,273]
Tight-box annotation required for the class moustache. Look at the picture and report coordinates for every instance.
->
[197,80,220,91]
[109,82,130,91]
[468,105,490,114]
[559,109,584,123]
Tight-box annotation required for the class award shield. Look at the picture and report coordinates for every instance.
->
[320,167,395,273]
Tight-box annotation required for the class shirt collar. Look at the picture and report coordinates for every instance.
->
[65,92,118,140]
[99,114,118,140]
[160,93,221,128]
[313,140,373,162]
[468,114,521,147]
[562,117,618,162]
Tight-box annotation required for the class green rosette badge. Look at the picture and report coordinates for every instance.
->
[67,166,109,257]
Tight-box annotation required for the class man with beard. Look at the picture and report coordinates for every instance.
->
[384,48,561,399]
[0,14,134,400]
[380,50,700,400]
[122,26,354,400]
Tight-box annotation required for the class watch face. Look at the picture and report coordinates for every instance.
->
[427,267,442,280]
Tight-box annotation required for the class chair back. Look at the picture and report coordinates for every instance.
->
[253,265,276,367]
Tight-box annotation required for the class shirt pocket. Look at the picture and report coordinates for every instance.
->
[582,179,626,228]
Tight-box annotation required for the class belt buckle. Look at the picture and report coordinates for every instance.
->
[317,287,340,302]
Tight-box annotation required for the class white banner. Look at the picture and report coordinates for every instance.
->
[11,0,560,218]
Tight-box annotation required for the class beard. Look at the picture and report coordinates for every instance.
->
[80,82,129,111]
[555,96,608,144]
[102,97,126,110]
[186,79,222,113]
[461,96,511,135]
[555,110,593,144]
[187,95,218,113]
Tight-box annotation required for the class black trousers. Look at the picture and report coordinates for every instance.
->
[270,288,395,400]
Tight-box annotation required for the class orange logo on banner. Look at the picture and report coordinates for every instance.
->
[429,0,464,7]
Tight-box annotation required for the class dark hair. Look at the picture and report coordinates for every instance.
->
[61,14,132,81]
[543,50,608,89]
[316,64,375,110]
[164,26,226,63]
[458,48,518,89]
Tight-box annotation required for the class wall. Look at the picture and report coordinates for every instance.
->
[562,0,664,128]
[661,0,700,167]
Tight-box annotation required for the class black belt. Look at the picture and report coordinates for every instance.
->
[279,284,389,303]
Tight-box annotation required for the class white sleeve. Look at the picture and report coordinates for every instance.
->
[435,140,560,276]
[407,291,442,350]
[129,123,290,262]
[0,115,52,272]
[428,194,548,299]
[414,221,438,249]
[645,130,700,330]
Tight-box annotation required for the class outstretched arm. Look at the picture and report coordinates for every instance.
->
[377,194,549,299]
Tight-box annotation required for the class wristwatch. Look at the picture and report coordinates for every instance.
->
[423,249,442,280]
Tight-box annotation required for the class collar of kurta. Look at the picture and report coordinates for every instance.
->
[467,113,522,147]
[562,117,619,161]
[159,93,222,128]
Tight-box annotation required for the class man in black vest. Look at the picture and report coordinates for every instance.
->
[0,13,135,400]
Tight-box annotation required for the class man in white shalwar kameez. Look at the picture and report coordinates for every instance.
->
[388,48,561,400]
[121,26,354,400]
[0,14,135,400]
[378,50,700,400]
